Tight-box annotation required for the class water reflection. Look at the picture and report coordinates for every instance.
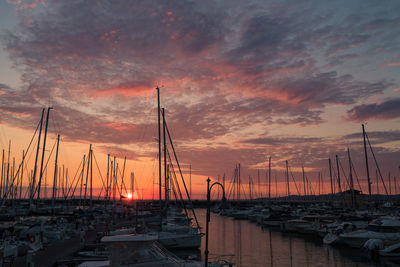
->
[196,209,376,267]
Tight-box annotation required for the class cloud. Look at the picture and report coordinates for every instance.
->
[343,130,400,145]
[347,98,400,121]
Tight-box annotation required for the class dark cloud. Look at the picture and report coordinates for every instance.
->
[273,72,390,108]
[343,129,400,145]
[241,136,323,146]
[347,98,400,121]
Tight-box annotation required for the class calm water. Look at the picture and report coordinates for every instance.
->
[195,209,386,267]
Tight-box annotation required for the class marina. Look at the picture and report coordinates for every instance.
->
[0,89,398,266]
[1,0,400,266]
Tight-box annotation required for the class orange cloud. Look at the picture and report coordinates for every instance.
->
[94,84,153,97]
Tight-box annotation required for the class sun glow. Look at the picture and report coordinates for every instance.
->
[127,193,133,199]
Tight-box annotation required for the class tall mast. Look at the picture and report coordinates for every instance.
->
[113,158,117,202]
[348,148,354,190]
[238,163,241,200]
[223,173,225,196]
[84,144,92,204]
[37,107,52,201]
[90,147,93,207]
[286,160,290,198]
[248,175,252,200]
[1,150,4,197]
[79,154,86,207]
[6,141,10,200]
[318,172,321,195]
[157,87,162,224]
[233,166,236,201]
[130,172,134,198]
[106,154,110,201]
[121,157,126,200]
[268,157,271,200]
[302,166,306,196]
[31,108,45,201]
[19,150,24,199]
[162,108,168,209]
[362,124,372,200]
[189,165,192,198]
[108,159,113,201]
[257,169,260,198]
[329,158,333,195]
[52,134,60,210]
[65,168,68,201]
[335,155,342,193]
[388,172,391,195]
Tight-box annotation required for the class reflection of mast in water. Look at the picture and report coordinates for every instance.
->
[238,221,242,266]
[289,237,293,267]
[325,241,330,266]
[269,229,273,267]
[221,211,226,252]
[304,239,310,267]
[233,220,241,266]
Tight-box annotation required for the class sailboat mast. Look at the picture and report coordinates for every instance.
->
[19,150,24,199]
[52,134,60,210]
[84,144,92,203]
[106,154,109,201]
[335,155,342,193]
[37,107,52,201]
[1,150,4,197]
[157,87,162,225]
[90,147,93,206]
[268,157,271,200]
[131,172,134,198]
[286,160,290,198]
[162,108,168,209]
[362,124,372,199]
[31,108,45,201]
[328,158,333,195]
[302,166,306,196]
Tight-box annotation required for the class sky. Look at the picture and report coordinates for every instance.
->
[0,0,399,199]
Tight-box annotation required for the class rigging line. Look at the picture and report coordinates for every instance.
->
[164,120,200,230]
[166,149,190,222]
[288,165,301,195]
[97,187,104,200]
[22,131,38,173]
[169,171,179,203]
[330,162,339,192]
[117,164,128,194]
[338,158,351,191]
[226,170,236,200]
[305,175,314,195]
[92,152,108,195]
[65,156,83,198]
[366,132,389,195]
[350,160,363,192]
[33,142,57,198]
[1,119,40,201]
[67,157,85,198]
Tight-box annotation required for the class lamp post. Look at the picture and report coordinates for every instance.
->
[205,177,226,267]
